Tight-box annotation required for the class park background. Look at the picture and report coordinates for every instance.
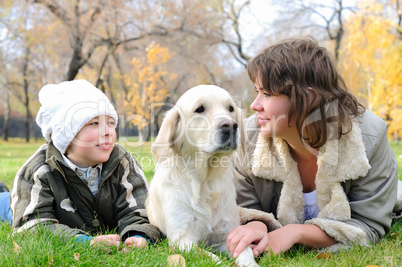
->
[0,0,401,266]
[0,0,401,144]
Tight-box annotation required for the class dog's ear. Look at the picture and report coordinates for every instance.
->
[152,107,180,162]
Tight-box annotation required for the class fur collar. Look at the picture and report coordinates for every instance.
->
[251,120,371,225]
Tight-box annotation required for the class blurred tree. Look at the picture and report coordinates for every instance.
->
[213,0,251,68]
[29,0,171,81]
[274,0,357,60]
[341,0,401,141]
[124,42,177,143]
[0,1,49,141]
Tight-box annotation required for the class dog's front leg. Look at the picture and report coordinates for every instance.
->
[167,223,203,252]
[217,243,259,267]
[234,246,259,267]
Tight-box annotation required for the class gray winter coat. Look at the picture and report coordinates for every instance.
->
[233,110,398,251]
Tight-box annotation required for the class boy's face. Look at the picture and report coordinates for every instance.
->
[66,115,117,167]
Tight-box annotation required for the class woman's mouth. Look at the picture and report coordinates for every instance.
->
[257,115,269,125]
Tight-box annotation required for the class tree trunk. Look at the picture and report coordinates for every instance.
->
[139,125,151,143]
[2,86,10,141]
[23,48,30,142]
[65,47,85,81]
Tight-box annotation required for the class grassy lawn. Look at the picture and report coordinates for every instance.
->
[392,140,402,181]
[0,138,401,266]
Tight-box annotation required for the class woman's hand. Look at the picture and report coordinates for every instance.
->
[254,225,301,255]
[228,223,338,257]
[89,234,121,248]
[227,223,306,257]
[227,221,269,258]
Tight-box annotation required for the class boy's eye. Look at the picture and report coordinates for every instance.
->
[263,92,271,97]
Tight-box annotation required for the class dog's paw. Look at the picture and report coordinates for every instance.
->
[234,246,259,267]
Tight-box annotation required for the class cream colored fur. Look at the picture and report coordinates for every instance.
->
[146,85,279,267]
[251,120,372,250]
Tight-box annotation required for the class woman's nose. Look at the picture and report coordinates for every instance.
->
[250,96,262,111]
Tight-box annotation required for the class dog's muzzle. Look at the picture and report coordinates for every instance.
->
[217,120,238,151]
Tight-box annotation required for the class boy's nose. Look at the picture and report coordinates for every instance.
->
[100,123,111,136]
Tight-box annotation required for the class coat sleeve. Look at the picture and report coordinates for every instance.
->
[232,151,264,210]
[11,158,86,237]
[115,153,161,242]
[307,116,398,251]
[348,120,397,239]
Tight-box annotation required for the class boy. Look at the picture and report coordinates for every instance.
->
[4,79,159,248]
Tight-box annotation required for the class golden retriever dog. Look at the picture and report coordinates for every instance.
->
[146,85,281,266]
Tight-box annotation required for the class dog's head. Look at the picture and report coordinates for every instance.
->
[152,85,243,162]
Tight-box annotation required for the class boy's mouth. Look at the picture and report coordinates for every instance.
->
[97,143,113,149]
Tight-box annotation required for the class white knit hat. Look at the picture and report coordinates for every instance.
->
[36,79,118,154]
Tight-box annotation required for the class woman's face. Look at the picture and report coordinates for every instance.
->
[250,78,296,139]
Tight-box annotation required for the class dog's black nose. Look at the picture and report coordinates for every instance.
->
[219,120,238,133]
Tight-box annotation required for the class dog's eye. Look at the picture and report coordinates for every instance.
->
[195,105,204,113]
[229,105,234,112]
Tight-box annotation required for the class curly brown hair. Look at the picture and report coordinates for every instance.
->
[248,36,365,149]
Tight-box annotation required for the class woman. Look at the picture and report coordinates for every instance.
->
[227,36,398,258]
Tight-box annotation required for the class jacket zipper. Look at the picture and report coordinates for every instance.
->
[94,161,120,214]
[55,151,123,228]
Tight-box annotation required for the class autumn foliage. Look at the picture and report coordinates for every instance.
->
[124,42,177,141]
[341,0,402,140]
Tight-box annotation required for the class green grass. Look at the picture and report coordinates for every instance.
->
[392,140,402,181]
[0,138,401,266]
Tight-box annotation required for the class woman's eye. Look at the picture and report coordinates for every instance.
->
[89,122,98,126]
[108,121,116,126]
[229,105,234,112]
[195,105,204,113]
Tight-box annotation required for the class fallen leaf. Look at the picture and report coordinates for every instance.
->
[74,253,80,262]
[364,265,379,267]
[13,241,22,254]
[167,254,186,267]
[317,252,332,259]
[390,233,399,237]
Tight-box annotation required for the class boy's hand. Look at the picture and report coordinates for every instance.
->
[124,236,148,250]
[89,234,121,248]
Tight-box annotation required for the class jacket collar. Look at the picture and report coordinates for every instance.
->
[251,120,371,225]
[45,142,126,180]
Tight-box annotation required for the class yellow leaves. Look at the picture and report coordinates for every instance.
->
[74,252,80,261]
[167,254,186,267]
[146,42,172,67]
[124,42,177,130]
[317,252,332,259]
[13,241,22,254]
[341,0,401,139]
